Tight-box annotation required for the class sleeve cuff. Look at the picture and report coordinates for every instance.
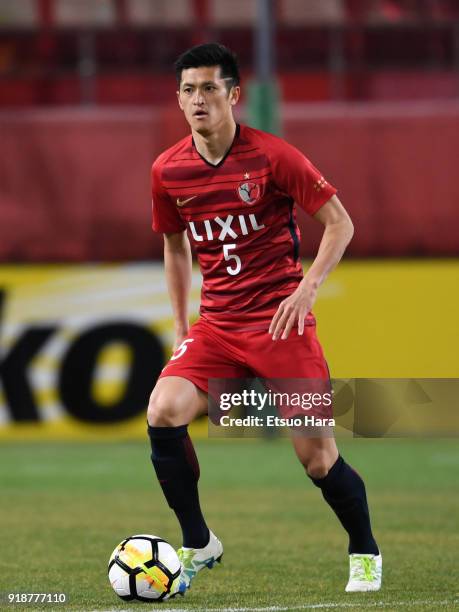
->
[306,186,337,216]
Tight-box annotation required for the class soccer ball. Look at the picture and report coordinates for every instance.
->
[108,534,181,602]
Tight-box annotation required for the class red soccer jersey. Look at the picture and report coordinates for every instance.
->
[151,124,336,331]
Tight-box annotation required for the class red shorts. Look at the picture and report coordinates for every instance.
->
[159,317,329,393]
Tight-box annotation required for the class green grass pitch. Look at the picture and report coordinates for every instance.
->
[0,438,458,611]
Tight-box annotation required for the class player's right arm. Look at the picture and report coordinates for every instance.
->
[163,231,192,350]
[151,157,189,351]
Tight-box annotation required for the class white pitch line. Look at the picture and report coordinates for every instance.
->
[92,598,458,612]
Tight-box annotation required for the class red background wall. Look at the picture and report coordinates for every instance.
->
[0,101,457,261]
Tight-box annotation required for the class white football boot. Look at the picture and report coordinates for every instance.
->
[175,531,223,595]
[345,552,382,592]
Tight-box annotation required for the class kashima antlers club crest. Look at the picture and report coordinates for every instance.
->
[237,181,260,205]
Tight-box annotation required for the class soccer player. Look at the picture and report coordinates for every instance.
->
[147,43,381,594]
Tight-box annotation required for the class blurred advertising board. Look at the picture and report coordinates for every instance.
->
[0,261,457,439]
[0,264,203,440]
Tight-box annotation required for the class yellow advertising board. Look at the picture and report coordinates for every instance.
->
[0,264,204,440]
[0,261,457,440]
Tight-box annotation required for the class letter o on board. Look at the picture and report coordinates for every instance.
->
[58,323,164,423]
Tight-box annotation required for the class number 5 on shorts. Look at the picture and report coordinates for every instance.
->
[171,338,194,360]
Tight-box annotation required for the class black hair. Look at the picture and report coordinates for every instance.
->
[174,43,240,90]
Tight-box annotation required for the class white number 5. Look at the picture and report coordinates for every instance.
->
[171,338,194,361]
[223,243,241,276]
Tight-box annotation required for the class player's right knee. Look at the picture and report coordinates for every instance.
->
[147,394,183,427]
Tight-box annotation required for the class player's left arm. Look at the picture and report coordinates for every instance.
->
[269,194,354,340]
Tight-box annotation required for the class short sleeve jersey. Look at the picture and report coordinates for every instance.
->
[151,124,336,331]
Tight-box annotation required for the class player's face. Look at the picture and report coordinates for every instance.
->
[177,66,240,135]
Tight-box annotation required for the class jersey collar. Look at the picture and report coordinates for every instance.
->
[192,124,240,168]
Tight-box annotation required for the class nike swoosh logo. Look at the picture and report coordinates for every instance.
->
[176,196,197,207]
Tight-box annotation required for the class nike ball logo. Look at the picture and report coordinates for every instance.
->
[176,195,197,207]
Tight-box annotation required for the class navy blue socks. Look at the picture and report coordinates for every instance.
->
[311,455,379,555]
[149,429,377,555]
[148,424,209,549]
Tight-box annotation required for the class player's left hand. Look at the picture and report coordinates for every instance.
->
[269,279,318,340]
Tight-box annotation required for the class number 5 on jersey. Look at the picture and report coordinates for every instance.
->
[223,243,241,276]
